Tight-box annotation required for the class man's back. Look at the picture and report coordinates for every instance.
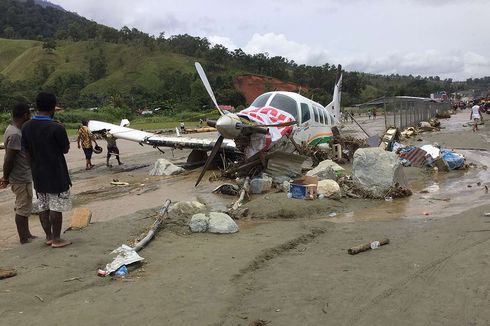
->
[3,124,31,184]
[22,117,71,194]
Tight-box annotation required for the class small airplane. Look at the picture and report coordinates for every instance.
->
[88,62,342,186]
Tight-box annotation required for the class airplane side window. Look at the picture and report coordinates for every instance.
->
[251,93,272,108]
[300,103,310,123]
[319,109,325,124]
[270,94,299,120]
[313,107,319,122]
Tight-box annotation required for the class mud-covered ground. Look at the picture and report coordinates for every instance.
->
[0,111,489,325]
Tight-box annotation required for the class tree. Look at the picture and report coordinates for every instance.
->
[88,52,107,81]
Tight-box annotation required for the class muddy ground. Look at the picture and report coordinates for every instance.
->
[0,111,489,325]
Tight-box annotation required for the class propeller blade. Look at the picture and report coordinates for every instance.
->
[195,62,224,116]
[195,135,224,187]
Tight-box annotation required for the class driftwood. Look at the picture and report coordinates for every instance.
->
[133,199,171,252]
[232,177,250,211]
[348,238,390,255]
[0,267,17,279]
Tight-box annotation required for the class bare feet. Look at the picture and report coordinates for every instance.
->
[45,239,53,245]
[20,238,32,244]
[28,234,38,240]
[51,239,72,248]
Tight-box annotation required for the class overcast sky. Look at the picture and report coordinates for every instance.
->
[54,0,490,80]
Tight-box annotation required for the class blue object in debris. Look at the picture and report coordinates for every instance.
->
[114,265,128,276]
[440,149,465,170]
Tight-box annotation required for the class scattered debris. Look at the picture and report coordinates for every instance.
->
[34,295,44,302]
[100,200,171,276]
[484,213,490,217]
[250,174,273,194]
[348,238,390,255]
[63,277,83,282]
[64,208,92,232]
[149,158,184,176]
[110,181,130,186]
[0,267,17,280]
[0,142,4,150]
[189,212,239,234]
[212,184,240,196]
[290,176,318,200]
[232,177,250,211]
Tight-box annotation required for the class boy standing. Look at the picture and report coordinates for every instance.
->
[22,92,72,248]
[1,103,36,244]
[104,132,122,167]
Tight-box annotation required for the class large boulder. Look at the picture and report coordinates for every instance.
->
[189,212,239,234]
[352,148,408,198]
[208,212,239,234]
[149,159,184,176]
[189,213,209,233]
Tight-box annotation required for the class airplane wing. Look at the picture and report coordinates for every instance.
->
[88,120,237,153]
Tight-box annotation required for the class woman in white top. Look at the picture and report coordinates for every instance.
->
[470,102,483,131]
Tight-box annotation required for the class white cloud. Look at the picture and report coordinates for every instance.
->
[208,36,237,51]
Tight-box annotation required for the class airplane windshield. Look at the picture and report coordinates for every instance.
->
[251,93,272,108]
[269,94,298,120]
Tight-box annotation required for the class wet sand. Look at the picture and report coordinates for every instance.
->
[0,110,489,325]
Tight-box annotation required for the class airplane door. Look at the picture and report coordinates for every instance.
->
[293,102,313,144]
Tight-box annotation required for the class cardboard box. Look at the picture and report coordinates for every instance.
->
[290,176,318,200]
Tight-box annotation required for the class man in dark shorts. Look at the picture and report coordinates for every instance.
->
[22,92,72,248]
[77,120,98,170]
[1,103,36,244]
[104,132,122,167]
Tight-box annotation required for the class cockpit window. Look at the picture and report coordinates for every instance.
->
[300,103,310,124]
[269,94,298,120]
[251,93,272,108]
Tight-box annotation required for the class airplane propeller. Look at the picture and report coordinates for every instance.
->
[193,62,296,186]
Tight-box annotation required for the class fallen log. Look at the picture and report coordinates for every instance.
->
[348,238,390,255]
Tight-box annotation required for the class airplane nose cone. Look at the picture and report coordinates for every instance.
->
[216,114,241,139]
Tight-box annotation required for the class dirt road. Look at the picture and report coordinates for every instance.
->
[0,110,489,325]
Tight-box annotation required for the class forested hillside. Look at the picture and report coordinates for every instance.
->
[0,0,489,115]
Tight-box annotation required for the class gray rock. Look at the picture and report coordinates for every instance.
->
[189,213,209,233]
[149,159,184,176]
[207,212,239,234]
[352,148,408,198]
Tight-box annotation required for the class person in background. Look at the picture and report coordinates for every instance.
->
[368,110,372,119]
[77,120,98,170]
[470,101,484,132]
[104,132,123,167]
[1,103,36,244]
[22,92,72,248]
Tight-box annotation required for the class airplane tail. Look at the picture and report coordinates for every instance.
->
[326,65,342,123]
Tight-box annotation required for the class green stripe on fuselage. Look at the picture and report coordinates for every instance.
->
[308,135,333,146]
